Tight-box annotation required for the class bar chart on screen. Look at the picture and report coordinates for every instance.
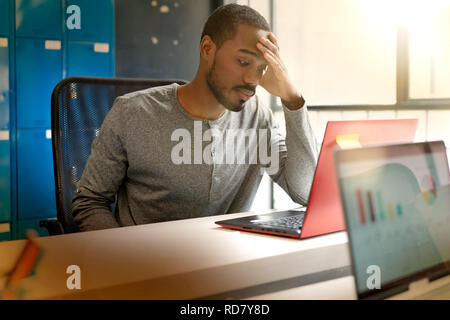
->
[354,189,407,226]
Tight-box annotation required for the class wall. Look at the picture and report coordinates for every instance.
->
[115,0,214,80]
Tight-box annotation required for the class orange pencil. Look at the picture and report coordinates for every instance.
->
[1,232,41,299]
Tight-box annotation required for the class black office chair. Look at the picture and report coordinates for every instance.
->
[40,76,188,235]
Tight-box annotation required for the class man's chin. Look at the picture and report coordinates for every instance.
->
[224,102,245,112]
[222,97,247,112]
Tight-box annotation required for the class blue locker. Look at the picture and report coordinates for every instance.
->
[17,129,56,220]
[67,41,113,77]
[0,0,9,36]
[0,133,10,222]
[0,40,9,129]
[17,218,50,239]
[66,0,114,43]
[16,38,62,129]
[15,0,62,39]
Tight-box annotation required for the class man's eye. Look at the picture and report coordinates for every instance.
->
[238,59,249,66]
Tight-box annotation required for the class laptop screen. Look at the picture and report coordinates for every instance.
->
[335,141,450,299]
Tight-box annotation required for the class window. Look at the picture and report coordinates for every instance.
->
[237,0,450,107]
[275,0,397,106]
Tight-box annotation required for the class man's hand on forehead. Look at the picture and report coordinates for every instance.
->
[258,32,279,54]
[257,33,282,70]
[255,32,304,110]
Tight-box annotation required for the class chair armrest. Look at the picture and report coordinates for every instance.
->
[40,218,64,236]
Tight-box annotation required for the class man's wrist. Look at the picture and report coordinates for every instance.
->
[281,94,305,110]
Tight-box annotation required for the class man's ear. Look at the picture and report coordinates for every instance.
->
[200,35,216,66]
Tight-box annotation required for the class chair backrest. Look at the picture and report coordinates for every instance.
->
[51,76,188,233]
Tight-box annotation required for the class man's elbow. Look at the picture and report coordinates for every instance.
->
[72,194,119,232]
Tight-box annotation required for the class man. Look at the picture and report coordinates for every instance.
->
[72,4,318,231]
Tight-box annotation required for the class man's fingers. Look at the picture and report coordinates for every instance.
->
[261,47,281,71]
[257,41,278,60]
[258,36,279,55]
[257,43,278,65]
[268,33,279,49]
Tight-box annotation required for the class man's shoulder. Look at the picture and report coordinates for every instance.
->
[116,83,179,114]
[120,83,176,100]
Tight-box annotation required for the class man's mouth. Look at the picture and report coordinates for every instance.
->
[235,88,255,101]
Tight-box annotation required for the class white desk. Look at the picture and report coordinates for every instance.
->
[0,211,355,299]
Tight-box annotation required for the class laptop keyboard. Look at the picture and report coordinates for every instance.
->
[253,213,305,230]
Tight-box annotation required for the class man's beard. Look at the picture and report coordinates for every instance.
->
[206,59,246,112]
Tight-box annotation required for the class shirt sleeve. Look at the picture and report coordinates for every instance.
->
[72,97,129,231]
[265,103,319,206]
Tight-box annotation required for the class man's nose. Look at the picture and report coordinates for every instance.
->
[243,67,261,86]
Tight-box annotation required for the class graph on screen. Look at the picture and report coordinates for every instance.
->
[339,154,450,294]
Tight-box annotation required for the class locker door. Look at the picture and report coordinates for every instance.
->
[17,129,56,220]
[16,38,62,129]
[0,0,9,36]
[67,41,113,77]
[0,37,9,129]
[66,0,114,43]
[15,0,62,39]
[0,131,10,222]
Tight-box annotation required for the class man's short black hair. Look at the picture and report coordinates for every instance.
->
[201,4,271,48]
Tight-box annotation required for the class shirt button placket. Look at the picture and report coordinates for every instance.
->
[208,122,224,201]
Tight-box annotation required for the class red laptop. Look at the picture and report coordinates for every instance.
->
[215,119,419,239]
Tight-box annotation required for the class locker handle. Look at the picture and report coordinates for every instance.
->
[45,40,61,50]
[0,130,9,141]
[0,223,10,233]
[94,43,110,53]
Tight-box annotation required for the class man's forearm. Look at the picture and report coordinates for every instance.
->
[279,104,319,204]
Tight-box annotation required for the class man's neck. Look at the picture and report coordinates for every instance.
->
[177,76,226,120]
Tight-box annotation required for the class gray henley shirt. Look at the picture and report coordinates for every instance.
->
[72,83,319,231]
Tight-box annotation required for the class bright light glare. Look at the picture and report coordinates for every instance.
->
[353,0,450,30]
[354,0,450,99]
